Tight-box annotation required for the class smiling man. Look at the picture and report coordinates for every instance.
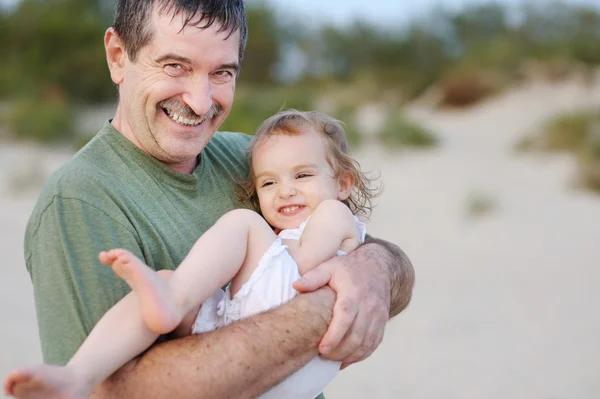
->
[19,1,414,398]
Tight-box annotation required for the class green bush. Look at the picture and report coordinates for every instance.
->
[540,112,592,152]
[378,113,437,149]
[8,98,75,143]
[465,191,497,219]
[220,89,363,149]
[220,85,318,135]
[1,0,114,102]
[519,109,600,194]
[579,158,600,193]
[331,105,363,149]
[578,128,600,192]
[437,68,503,108]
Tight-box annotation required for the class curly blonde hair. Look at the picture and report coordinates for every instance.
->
[239,109,380,219]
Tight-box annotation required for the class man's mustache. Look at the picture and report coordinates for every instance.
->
[158,99,223,121]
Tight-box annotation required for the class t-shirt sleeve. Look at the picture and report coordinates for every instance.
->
[26,196,143,365]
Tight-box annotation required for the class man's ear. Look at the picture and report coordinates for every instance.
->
[337,171,355,201]
[105,27,126,85]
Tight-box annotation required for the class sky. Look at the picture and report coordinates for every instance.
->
[2,0,599,25]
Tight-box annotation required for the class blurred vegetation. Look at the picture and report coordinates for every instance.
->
[8,97,75,143]
[1,0,114,102]
[1,0,600,145]
[465,191,497,219]
[378,113,438,149]
[517,110,600,193]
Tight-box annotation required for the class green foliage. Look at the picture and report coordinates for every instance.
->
[576,114,600,192]
[520,110,600,193]
[519,110,598,154]
[219,84,316,135]
[2,0,600,143]
[465,191,497,219]
[292,3,600,104]
[451,4,508,47]
[8,97,76,143]
[541,112,592,152]
[378,113,437,149]
[239,4,281,84]
[1,0,114,102]
[331,105,363,149]
[220,85,364,149]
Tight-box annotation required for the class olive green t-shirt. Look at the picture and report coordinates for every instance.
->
[25,121,253,365]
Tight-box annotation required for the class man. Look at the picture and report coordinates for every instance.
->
[23,1,414,398]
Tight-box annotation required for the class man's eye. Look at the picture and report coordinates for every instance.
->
[164,64,185,77]
[212,70,234,84]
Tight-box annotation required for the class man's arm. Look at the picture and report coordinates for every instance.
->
[94,288,336,399]
[361,237,415,317]
[294,236,415,367]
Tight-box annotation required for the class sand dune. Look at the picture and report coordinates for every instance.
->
[325,79,600,398]
[1,79,600,398]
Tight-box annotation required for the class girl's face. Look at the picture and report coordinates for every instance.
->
[252,128,352,231]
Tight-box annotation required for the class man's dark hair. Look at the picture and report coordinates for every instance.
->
[113,0,248,63]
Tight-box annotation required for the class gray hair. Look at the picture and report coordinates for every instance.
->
[113,0,248,63]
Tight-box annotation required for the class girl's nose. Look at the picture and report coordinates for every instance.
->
[278,183,297,198]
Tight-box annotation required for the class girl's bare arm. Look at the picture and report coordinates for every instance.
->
[293,200,361,275]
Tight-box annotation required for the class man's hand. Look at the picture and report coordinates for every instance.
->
[293,242,394,368]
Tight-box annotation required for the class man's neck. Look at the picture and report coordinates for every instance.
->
[110,110,199,175]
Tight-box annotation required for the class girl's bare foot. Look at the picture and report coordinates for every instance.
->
[3,365,90,399]
[98,249,182,334]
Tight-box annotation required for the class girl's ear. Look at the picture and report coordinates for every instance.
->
[337,170,355,201]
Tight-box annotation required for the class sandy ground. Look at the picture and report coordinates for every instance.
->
[1,79,600,398]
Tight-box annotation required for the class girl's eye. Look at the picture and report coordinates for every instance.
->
[261,181,274,187]
[297,173,311,179]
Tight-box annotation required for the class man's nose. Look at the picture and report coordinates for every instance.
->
[182,75,213,116]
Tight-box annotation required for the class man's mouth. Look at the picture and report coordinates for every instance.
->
[162,108,204,127]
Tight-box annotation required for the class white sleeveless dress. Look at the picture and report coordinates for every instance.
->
[192,216,367,399]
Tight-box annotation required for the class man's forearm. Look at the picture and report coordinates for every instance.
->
[362,237,415,317]
[93,287,335,399]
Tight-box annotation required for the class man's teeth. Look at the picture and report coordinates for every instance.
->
[280,206,301,213]
[164,109,203,126]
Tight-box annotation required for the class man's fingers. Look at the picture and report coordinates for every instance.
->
[293,266,332,293]
[325,296,388,364]
[319,296,358,354]
[339,311,385,364]
[323,308,368,362]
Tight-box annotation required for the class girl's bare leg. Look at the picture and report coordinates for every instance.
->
[100,209,278,334]
[3,270,194,399]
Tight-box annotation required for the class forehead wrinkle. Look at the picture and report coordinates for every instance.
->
[154,53,193,65]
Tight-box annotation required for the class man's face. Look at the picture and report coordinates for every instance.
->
[110,7,240,173]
